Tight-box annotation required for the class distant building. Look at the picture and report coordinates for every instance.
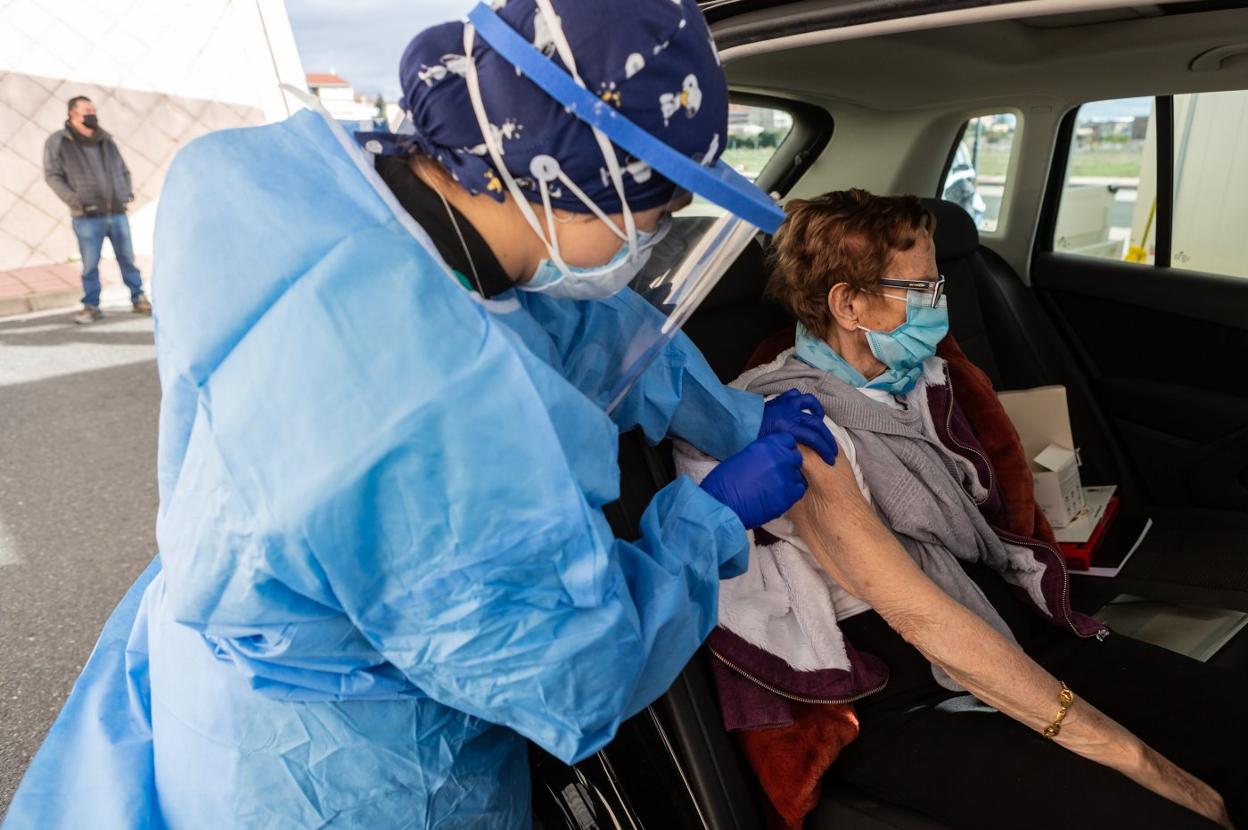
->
[728,103,793,132]
[306,72,385,127]
[0,0,305,274]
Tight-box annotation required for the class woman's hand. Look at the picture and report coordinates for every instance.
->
[1130,744,1233,829]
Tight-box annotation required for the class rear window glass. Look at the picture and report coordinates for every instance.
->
[940,113,1018,234]
[723,103,794,182]
[1170,89,1248,279]
[1051,97,1155,264]
[1051,92,1248,277]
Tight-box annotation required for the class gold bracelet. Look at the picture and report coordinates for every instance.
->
[1043,681,1075,738]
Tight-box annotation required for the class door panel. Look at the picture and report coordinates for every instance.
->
[1032,251,1248,512]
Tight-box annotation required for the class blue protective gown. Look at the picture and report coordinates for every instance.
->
[4,109,760,829]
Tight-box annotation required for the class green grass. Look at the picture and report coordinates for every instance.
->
[971,147,1012,178]
[725,142,1144,186]
[966,147,1142,180]
[1068,151,1143,179]
[721,147,779,181]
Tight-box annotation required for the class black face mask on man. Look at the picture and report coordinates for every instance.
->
[81,114,99,130]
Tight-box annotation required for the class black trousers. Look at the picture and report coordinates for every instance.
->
[833,563,1248,830]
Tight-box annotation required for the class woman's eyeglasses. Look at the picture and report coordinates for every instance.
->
[876,276,946,308]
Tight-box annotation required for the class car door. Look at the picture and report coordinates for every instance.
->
[1031,91,1248,514]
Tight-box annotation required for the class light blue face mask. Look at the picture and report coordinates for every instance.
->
[795,290,949,396]
[519,218,669,300]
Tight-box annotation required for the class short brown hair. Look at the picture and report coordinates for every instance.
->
[765,189,935,338]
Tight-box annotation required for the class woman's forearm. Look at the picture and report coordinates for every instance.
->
[791,482,1137,768]
[889,592,1229,826]
[789,453,1231,826]
[887,585,1135,771]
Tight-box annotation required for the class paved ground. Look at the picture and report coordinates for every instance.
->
[0,302,159,816]
[0,256,151,318]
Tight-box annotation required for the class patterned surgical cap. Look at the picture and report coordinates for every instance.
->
[391,0,728,214]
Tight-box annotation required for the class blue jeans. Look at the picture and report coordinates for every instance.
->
[72,214,144,308]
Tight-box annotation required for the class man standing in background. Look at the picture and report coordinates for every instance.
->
[43,96,151,324]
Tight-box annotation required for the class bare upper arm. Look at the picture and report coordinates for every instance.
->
[791,446,946,618]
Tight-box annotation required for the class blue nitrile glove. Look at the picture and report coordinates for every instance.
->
[701,432,807,530]
[759,388,839,466]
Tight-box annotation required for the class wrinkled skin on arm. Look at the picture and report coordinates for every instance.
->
[789,447,1233,829]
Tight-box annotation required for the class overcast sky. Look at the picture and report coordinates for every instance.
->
[285,0,476,100]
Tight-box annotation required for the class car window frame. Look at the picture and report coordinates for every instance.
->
[935,110,1022,237]
[727,91,834,199]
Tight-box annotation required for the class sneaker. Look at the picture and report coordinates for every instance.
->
[74,305,103,325]
[132,294,152,315]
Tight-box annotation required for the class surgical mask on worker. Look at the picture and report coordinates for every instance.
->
[520,217,670,300]
[82,114,99,130]
[460,7,654,299]
[855,291,949,395]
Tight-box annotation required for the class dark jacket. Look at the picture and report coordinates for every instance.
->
[43,123,134,218]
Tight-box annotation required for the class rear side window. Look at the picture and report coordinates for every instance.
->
[940,113,1019,234]
[1053,97,1157,263]
[723,103,794,182]
[1050,91,1248,278]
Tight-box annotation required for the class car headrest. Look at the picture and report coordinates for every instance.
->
[919,198,979,263]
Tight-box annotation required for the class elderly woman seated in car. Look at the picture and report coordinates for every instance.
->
[680,190,1246,830]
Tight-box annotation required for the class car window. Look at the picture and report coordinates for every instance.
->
[681,102,794,218]
[1171,90,1248,279]
[724,103,794,182]
[940,113,1018,234]
[1052,97,1157,264]
[1051,91,1248,278]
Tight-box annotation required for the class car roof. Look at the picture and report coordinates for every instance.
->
[701,0,1245,51]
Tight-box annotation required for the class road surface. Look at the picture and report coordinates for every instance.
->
[0,307,159,816]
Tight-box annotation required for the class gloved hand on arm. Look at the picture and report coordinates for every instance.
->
[701,388,839,531]
[700,432,807,531]
[759,388,839,466]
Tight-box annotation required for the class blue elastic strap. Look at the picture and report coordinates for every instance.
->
[466,2,785,234]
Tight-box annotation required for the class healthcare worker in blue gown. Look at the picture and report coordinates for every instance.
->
[5,1,840,827]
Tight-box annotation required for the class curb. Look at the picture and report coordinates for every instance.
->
[0,290,81,319]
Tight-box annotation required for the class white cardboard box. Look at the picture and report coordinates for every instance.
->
[1053,485,1116,544]
[997,386,1087,528]
[1031,444,1086,527]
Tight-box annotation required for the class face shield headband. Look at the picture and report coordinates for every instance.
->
[463,1,785,237]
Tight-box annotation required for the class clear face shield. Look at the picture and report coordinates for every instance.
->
[607,211,763,410]
[464,3,787,411]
